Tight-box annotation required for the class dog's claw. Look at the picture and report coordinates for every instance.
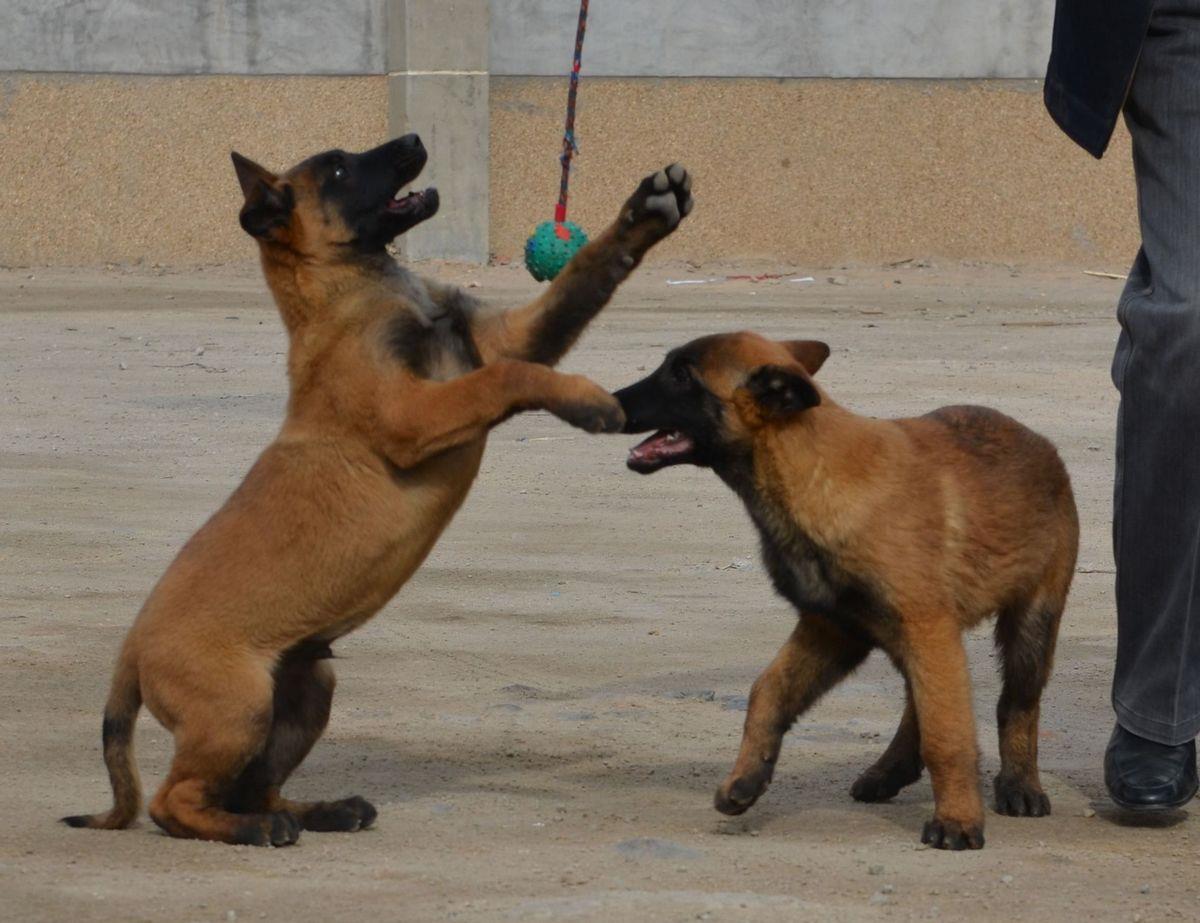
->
[921,817,985,851]
[993,774,1051,817]
[233,810,301,847]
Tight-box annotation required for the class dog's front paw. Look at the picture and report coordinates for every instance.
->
[622,164,693,242]
[714,763,773,816]
[921,816,985,851]
[548,382,626,435]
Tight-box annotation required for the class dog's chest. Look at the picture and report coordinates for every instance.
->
[752,513,840,615]
[746,501,890,643]
[385,299,482,381]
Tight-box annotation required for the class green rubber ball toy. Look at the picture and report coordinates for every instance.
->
[524,220,588,282]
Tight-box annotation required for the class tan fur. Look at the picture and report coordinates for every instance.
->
[64,147,693,845]
[695,333,1077,850]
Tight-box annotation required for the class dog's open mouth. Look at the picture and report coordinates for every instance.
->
[387,187,438,216]
[627,430,696,473]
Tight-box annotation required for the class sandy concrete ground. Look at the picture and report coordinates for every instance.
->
[2,261,1196,922]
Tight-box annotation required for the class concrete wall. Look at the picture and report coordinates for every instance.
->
[1,1,1139,269]
[4,0,1056,78]
[0,2,494,265]
[491,0,1055,78]
[0,1,388,75]
[491,78,1138,267]
[388,0,490,262]
[0,74,389,266]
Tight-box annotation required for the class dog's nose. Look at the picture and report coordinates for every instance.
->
[396,133,423,151]
[612,383,650,433]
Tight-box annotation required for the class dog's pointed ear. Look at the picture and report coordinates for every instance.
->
[231,151,276,197]
[231,152,294,240]
[740,364,821,420]
[781,340,830,375]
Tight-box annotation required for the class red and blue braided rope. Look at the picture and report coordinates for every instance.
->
[555,0,589,225]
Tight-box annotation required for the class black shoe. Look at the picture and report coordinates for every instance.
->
[1104,724,1198,811]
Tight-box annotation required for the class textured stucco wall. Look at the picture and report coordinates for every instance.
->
[0,74,388,266]
[0,4,1137,269]
[491,0,1055,78]
[0,75,1139,268]
[490,77,1138,267]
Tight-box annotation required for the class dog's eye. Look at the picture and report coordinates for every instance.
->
[332,165,347,181]
[671,362,692,387]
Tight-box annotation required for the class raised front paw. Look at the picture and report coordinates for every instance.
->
[622,164,694,242]
[548,381,626,434]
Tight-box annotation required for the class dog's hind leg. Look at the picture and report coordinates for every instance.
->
[992,586,1065,818]
[850,682,924,803]
[147,662,300,846]
[223,649,376,833]
[714,613,871,816]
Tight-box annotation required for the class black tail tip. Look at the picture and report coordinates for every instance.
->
[61,814,93,828]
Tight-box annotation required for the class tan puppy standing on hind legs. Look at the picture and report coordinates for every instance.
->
[614,331,1078,849]
[64,134,694,846]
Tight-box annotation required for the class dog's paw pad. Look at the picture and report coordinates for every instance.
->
[645,192,681,227]
[625,164,693,235]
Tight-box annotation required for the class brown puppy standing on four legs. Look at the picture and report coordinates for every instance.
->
[63,135,693,846]
[614,331,1078,850]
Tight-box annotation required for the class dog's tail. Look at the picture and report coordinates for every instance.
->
[62,645,143,830]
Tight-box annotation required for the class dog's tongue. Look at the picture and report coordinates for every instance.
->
[388,187,435,213]
[627,430,695,472]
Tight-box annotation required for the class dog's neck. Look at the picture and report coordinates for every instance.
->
[257,246,441,332]
[258,248,369,326]
[721,403,889,552]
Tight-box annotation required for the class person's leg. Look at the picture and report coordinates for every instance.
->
[1108,0,1200,806]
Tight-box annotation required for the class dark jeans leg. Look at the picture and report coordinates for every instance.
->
[1112,1,1200,746]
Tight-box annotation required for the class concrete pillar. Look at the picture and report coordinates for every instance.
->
[387,0,490,263]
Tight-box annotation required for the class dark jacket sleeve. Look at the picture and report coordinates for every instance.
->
[1044,0,1155,158]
